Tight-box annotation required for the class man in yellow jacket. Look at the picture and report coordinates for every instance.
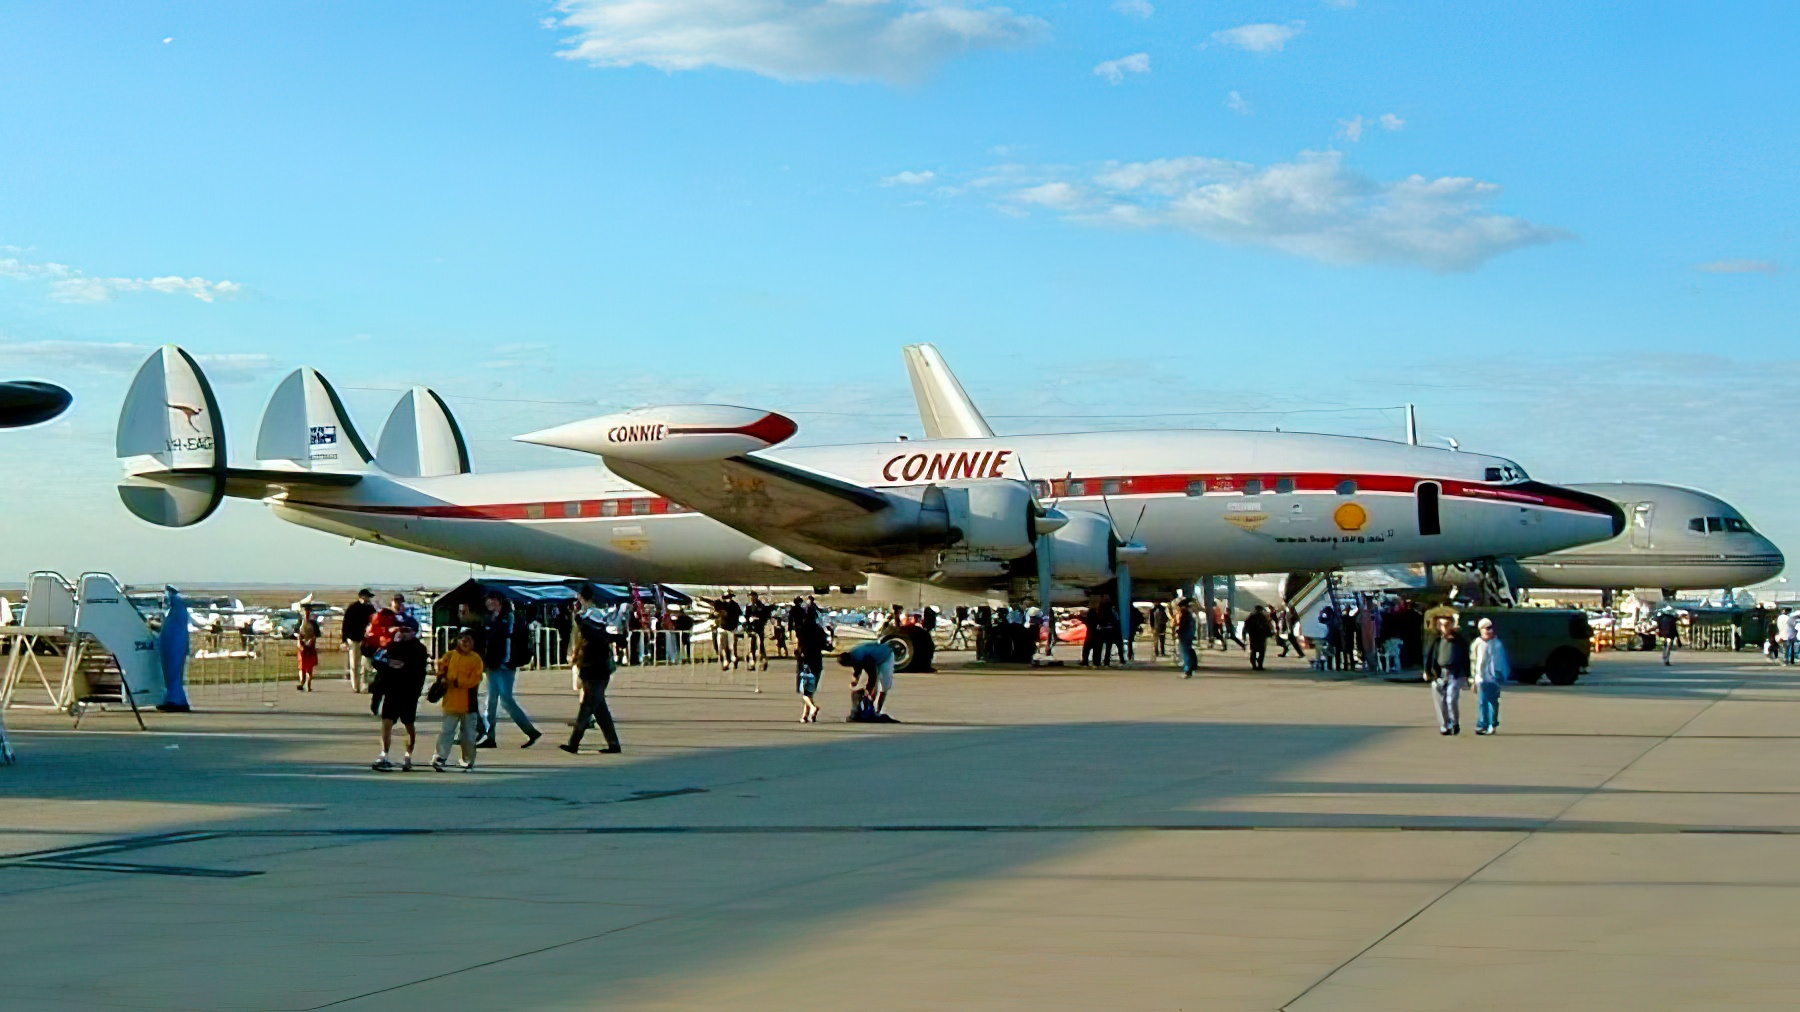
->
[432,632,485,772]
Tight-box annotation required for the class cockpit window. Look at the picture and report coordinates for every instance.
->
[1689,517,1705,533]
[1484,464,1528,483]
[1706,517,1723,532]
[1724,517,1754,533]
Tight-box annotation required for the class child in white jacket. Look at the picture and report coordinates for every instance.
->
[1471,618,1510,735]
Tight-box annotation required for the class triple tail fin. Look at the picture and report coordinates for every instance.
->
[376,387,471,477]
[254,368,377,473]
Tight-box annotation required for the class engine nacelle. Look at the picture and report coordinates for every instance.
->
[940,480,1037,559]
[1044,510,1115,586]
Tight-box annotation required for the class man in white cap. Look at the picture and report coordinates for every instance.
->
[1470,617,1510,735]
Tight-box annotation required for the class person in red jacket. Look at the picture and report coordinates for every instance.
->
[362,593,414,715]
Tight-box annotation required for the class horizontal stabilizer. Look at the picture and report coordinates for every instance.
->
[119,467,361,528]
[516,404,798,463]
[377,387,471,477]
[255,368,375,473]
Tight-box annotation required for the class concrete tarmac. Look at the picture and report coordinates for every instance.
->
[3,648,1798,1010]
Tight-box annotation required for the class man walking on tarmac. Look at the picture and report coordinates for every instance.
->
[479,591,541,749]
[372,623,428,771]
[1656,608,1681,666]
[1424,614,1470,735]
[713,591,742,670]
[561,585,623,755]
[744,591,772,671]
[1244,605,1274,671]
[1176,598,1199,678]
[1471,617,1509,734]
[341,588,376,691]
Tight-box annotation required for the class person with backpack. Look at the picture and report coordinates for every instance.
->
[560,586,623,755]
[431,631,485,771]
[371,623,428,771]
[478,591,541,749]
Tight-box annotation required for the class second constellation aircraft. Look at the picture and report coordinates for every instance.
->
[115,344,1622,664]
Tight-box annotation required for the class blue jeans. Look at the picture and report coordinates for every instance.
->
[1477,681,1501,730]
[483,667,538,740]
[1178,641,1198,676]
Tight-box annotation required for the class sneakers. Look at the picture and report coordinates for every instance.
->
[477,737,497,749]
[1477,728,1494,735]
[558,743,579,755]
[371,756,395,771]
[432,756,446,772]
[401,755,413,772]
[459,762,475,772]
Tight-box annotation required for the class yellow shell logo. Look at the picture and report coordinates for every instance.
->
[1333,502,1368,532]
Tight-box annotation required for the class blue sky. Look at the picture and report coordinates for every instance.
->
[2,1,1796,585]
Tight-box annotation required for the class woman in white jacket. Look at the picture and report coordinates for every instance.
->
[1471,617,1510,735]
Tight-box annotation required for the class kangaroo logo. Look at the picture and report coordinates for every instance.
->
[167,402,204,433]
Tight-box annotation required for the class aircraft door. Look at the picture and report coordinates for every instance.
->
[1629,501,1653,549]
[1416,481,1441,536]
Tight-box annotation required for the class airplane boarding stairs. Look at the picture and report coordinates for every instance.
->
[1,572,175,734]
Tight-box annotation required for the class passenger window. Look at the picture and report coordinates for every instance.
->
[1244,479,1264,495]
[563,502,581,518]
[1102,479,1121,495]
[602,501,620,518]
[1688,517,1705,533]
[1185,480,1206,497]
[525,503,545,520]
[1275,477,1296,494]
[1335,480,1357,495]
[1417,481,1441,536]
[1706,517,1723,532]
[1067,480,1086,496]
[1032,480,1050,498]
[1725,518,1754,533]
[632,499,652,516]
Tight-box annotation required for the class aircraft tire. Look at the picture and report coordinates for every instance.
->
[1544,648,1583,686]
[884,626,936,674]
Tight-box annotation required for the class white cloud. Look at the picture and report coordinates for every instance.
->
[881,169,938,186]
[1014,181,1085,210]
[550,0,1049,85]
[1112,0,1154,17]
[1093,52,1150,84]
[1341,113,1404,142]
[983,150,1570,272]
[0,250,241,303]
[1211,21,1303,53]
[1695,259,1780,275]
[1225,90,1251,115]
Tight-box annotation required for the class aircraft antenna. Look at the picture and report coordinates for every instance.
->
[1405,404,1418,445]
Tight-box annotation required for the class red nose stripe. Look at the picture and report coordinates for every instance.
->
[667,412,798,447]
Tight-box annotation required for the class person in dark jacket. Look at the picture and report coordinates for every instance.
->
[371,623,429,771]
[560,586,623,755]
[789,596,827,690]
[1656,609,1680,666]
[1176,598,1199,678]
[1243,605,1274,670]
[341,588,377,691]
[479,592,541,749]
[1423,615,1471,735]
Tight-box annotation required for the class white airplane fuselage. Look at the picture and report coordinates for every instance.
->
[264,428,1623,592]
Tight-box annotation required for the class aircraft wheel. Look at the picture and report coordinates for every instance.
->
[1545,649,1583,686]
[884,626,936,673]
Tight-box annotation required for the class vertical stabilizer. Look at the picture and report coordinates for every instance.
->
[116,346,228,526]
[376,387,472,477]
[903,344,994,440]
[254,368,376,472]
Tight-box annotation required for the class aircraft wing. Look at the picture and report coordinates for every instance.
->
[516,404,1032,578]
[606,454,893,573]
